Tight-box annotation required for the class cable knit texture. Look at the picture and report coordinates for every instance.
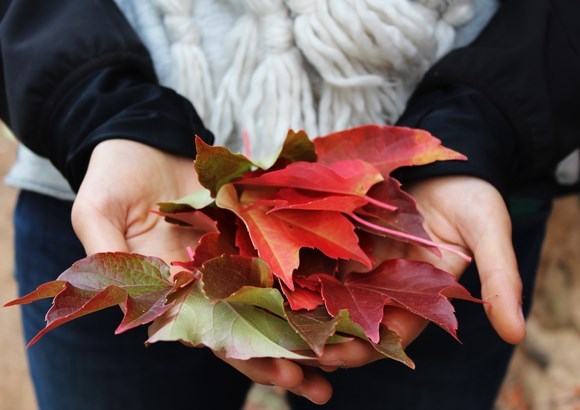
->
[116,0,474,158]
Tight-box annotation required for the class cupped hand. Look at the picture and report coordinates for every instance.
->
[316,175,525,370]
[71,139,332,404]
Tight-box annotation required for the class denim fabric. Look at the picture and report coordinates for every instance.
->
[13,190,251,410]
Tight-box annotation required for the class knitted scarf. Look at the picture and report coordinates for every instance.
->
[115,0,474,158]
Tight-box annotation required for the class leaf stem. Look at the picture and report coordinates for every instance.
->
[348,213,472,263]
[186,246,195,261]
[363,195,397,212]
[242,129,252,159]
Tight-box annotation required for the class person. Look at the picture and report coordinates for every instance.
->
[1,0,578,409]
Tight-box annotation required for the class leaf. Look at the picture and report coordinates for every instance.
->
[152,209,218,232]
[372,324,415,368]
[194,136,255,197]
[6,253,183,346]
[147,282,312,360]
[172,232,237,271]
[321,260,479,343]
[280,280,324,311]
[314,125,466,176]
[157,188,214,212]
[284,306,348,356]
[235,160,383,197]
[200,255,273,301]
[317,273,387,343]
[268,189,368,213]
[332,309,414,367]
[216,184,371,289]
[355,177,440,255]
[256,129,317,169]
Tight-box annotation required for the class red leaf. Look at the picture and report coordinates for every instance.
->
[6,253,183,346]
[319,260,478,343]
[4,281,67,306]
[268,189,368,213]
[314,125,466,175]
[280,280,323,311]
[200,255,273,301]
[172,232,238,271]
[355,177,440,256]
[217,184,371,289]
[317,273,387,343]
[235,160,383,197]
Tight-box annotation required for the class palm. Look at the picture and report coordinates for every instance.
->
[316,175,525,369]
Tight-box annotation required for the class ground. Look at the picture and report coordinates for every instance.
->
[1,133,578,410]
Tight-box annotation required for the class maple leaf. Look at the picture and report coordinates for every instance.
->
[216,184,371,289]
[314,125,466,176]
[235,160,383,198]
[5,253,190,347]
[268,188,368,213]
[318,259,478,343]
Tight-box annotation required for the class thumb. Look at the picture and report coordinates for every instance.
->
[71,195,129,255]
[467,206,525,344]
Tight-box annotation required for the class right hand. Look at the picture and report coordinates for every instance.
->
[72,139,333,404]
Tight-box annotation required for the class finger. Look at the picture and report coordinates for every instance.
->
[381,306,429,348]
[317,339,382,369]
[71,201,129,255]
[218,354,332,405]
[467,210,525,344]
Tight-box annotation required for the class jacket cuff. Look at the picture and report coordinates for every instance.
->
[46,66,214,191]
[394,84,518,197]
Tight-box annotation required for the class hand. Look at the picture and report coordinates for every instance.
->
[316,175,525,369]
[72,139,333,404]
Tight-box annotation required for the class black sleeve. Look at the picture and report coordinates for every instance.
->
[395,0,580,195]
[0,0,213,191]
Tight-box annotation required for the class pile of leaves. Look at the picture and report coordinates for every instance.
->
[6,125,478,368]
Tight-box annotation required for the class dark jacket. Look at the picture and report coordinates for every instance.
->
[1,0,579,194]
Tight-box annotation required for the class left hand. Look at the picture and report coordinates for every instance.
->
[315,176,526,369]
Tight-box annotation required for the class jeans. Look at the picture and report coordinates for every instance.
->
[14,191,251,410]
[14,190,550,410]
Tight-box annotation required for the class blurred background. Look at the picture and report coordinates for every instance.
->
[1,127,579,410]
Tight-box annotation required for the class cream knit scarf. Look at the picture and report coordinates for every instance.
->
[116,0,474,159]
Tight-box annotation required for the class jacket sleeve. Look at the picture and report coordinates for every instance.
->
[0,0,213,191]
[395,0,580,196]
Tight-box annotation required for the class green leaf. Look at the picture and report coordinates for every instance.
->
[284,306,348,356]
[147,282,312,360]
[157,188,214,212]
[256,129,317,169]
[194,136,255,196]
